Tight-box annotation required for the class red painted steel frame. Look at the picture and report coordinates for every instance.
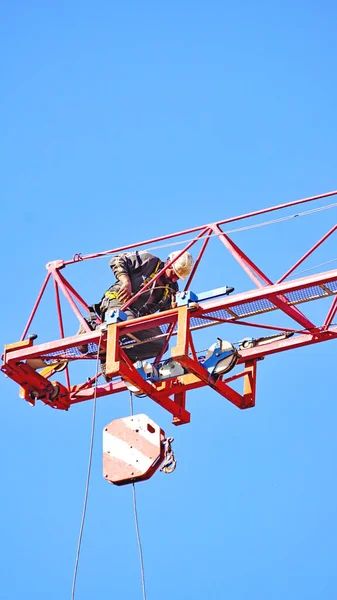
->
[2,191,337,423]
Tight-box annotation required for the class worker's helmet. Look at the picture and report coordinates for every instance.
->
[167,251,194,280]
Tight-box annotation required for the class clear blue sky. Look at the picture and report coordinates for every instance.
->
[1,2,337,599]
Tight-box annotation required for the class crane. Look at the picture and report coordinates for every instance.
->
[2,190,337,484]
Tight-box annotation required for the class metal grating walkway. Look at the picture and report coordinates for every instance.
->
[39,278,337,362]
[188,281,337,331]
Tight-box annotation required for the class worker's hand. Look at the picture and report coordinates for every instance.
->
[117,275,132,304]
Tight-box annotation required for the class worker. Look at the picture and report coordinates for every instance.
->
[96,249,194,379]
[27,250,194,381]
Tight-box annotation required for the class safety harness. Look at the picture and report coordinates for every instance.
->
[101,258,174,317]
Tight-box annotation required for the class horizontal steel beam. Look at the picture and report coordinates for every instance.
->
[5,268,337,365]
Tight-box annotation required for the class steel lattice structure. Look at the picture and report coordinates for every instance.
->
[2,190,337,425]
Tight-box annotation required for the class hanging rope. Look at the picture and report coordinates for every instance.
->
[71,333,103,600]
[129,391,147,600]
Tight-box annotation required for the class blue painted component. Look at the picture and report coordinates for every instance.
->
[176,286,235,307]
[105,309,128,324]
[134,360,160,382]
[196,286,235,301]
[176,291,198,306]
[202,340,235,376]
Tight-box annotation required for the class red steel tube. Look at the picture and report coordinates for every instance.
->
[277,224,337,284]
[21,272,51,340]
[54,279,71,390]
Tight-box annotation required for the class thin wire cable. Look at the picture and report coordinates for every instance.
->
[224,201,337,234]
[71,334,103,600]
[287,257,337,278]
[84,200,337,262]
[129,392,147,600]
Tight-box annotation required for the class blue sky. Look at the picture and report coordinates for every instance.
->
[1,2,337,599]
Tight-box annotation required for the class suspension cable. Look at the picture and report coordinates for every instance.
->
[129,392,147,600]
[287,257,337,278]
[72,200,337,264]
[71,333,103,600]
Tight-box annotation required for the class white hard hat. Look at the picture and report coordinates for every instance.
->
[168,251,194,280]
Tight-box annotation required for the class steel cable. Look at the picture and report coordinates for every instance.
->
[71,333,103,600]
[76,200,337,263]
[129,392,147,600]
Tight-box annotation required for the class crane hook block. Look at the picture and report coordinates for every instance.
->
[103,414,166,485]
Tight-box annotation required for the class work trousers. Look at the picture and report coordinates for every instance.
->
[102,300,166,363]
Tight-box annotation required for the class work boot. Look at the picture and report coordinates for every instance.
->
[76,317,98,354]
[100,360,112,383]
[76,323,89,354]
[27,358,68,375]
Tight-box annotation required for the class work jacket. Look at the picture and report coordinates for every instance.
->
[101,251,179,317]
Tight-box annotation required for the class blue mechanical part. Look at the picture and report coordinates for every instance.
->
[124,360,160,395]
[202,339,239,377]
[176,286,235,307]
[105,309,128,325]
[134,360,185,383]
[176,291,198,306]
[196,286,235,301]
[125,361,186,396]
[125,343,238,396]
[134,360,160,383]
